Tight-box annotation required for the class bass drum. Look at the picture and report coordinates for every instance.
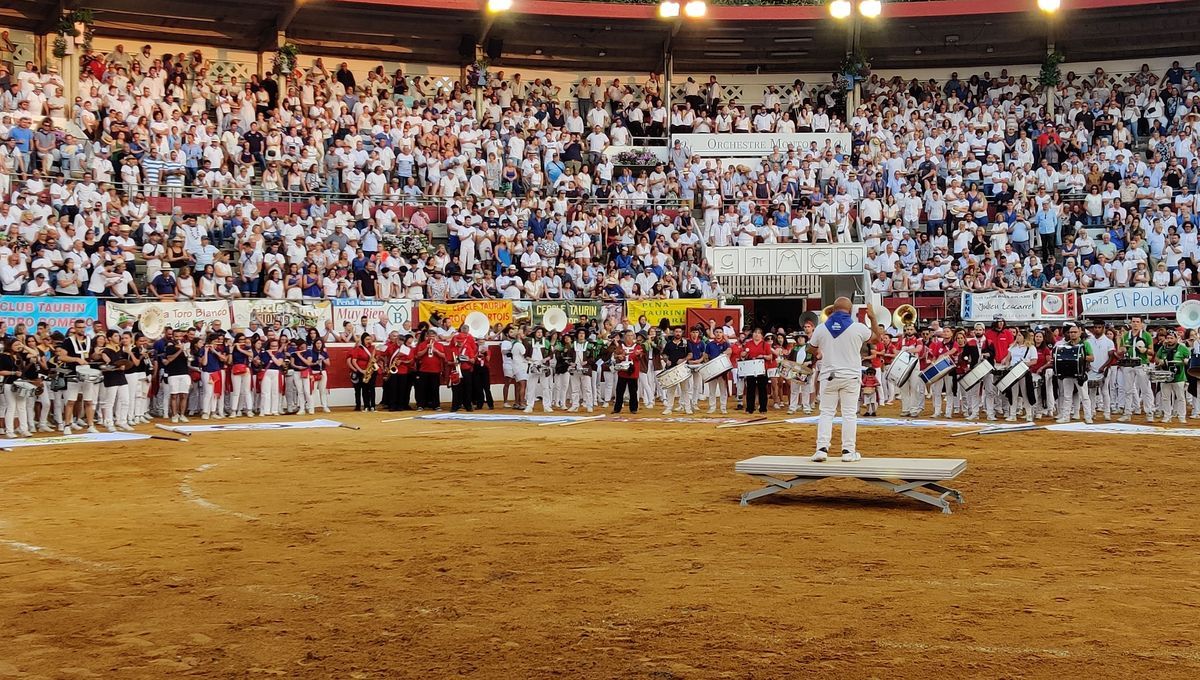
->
[960,359,994,391]
[996,362,1030,393]
[1053,345,1086,379]
[698,354,733,383]
[1188,353,1200,380]
[657,362,693,389]
[887,352,918,387]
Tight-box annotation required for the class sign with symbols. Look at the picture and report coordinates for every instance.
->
[710,245,868,277]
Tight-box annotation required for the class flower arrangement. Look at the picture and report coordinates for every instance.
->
[1038,50,1066,89]
[466,57,489,90]
[382,232,431,257]
[614,148,659,166]
[273,43,300,76]
[52,8,93,58]
[839,48,871,89]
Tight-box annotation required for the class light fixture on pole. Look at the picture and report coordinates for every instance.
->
[487,0,512,13]
[859,0,882,17]
[1037,0,1061,12]
[829,0,852,19]
[659,0,680,18]
[684,0,707,18]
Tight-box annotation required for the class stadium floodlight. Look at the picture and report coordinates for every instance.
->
[487,0,513,13]
[684,0,707,18]
[659,1,681,19]
[829,0,852,20]
[859,0,882,17]
[1037,0,1061,12]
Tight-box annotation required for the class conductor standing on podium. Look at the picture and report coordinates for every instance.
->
[809,297,881,462]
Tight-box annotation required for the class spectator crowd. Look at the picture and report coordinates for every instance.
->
[1,45,1200,304]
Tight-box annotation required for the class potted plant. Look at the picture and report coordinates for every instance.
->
[839,48,871,91]
[614,148,661,174]
[52,8,93,58]
[273,42,300,76]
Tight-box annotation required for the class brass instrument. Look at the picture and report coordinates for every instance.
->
[818,304,835,323]
[892,304,918,329]
[361,346,378,382]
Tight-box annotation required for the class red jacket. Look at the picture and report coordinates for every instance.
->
[448,333,478,372]
[616,343,644,379]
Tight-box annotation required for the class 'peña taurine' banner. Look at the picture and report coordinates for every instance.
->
[416,300,512,328]
[330,299,414,333]
[625,298,717,327]
[231,299,332,330]
[0,296,99,334]
[531,300,602,327]
[105,301,231,332]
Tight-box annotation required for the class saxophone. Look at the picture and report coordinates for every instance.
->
[361,343,378,382]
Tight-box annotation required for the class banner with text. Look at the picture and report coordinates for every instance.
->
[531,300,603,327]
[330,299,413,333]
[673,132,852,158]
[1080,287,1184,317]
[0,297,99,334]
[106,301,232,332]
[416,300,513,328]
[710,244,868,276]
[625,299,717,327]
[231,300,332,330]
[961,290,1077,323]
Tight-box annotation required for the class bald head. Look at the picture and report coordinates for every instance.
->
[832,297,852,313]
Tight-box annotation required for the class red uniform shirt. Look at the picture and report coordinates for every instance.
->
[415,340,445,373]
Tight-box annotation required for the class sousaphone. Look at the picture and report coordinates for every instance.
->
[543,307,569,333]
[139,305,168,339]
[464,311,491,339]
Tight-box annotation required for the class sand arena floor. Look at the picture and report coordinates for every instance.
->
[1,408,1199,678]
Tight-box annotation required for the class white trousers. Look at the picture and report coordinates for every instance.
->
[311,373,329,409]
[900,375,924,414]
[291,372,313,413]
[203,371,225,417]
[2,384,30,433]
[525,373,552,411]
[1121,366,1154,415]
[1160,381,1187,420]
[99,383,131,428]
[816,375,862,453]
[568,372,595,410]
[788,377,814,411]
[229,371,253,415]
[127,371,149,420]
[706,377,728,411]
[638,371,658,408]
[1058,377,1092,421]
[261,369,282,415]
[553,372,570,408]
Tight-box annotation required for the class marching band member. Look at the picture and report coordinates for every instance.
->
[127,335,152,425]
[59,318,99,433]
[958,325,988,421]
[449,323,478,412]
[1055,323,1094,424]
[741,327,772,414]
[229,333,255,417]
[550,330,570,410]
[685,326,708,414]
[289,338,315,415]
[380,332,405,411]
[200,333,228,420]
[926,327,953,418]
[471,338,493,411]
[259,338,288,416]
[612,329,644,414]
[97,331,133,432]
[703,327,733,414]
[0,339,38,437]
[500,326,517,408]
[347,333,378,412]
[523,326,554,414]
[1189,329,1200,419]
[984,318,1015,420]
[509,327,528,411]
[1031,330,1056,417]
[1004,331,1039,423]
[568,328,598,413]
[638,328,662,410]
[1117,316,1155,422]
[161,328,192,424]
[787,333,816,415]
[1087,320,1117,420]
[897,324,925,417]
[1155,329,1189,424]
[810,298,879,462]
[309,339,332,413]
[661,326,689,416]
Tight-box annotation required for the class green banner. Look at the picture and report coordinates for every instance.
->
[531,300,602,327]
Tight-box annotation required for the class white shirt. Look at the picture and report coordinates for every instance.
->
[809,316,872,380]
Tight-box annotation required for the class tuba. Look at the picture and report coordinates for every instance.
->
[1178,300,1200,330]
[818,304,835,323]
[892,304,918,329]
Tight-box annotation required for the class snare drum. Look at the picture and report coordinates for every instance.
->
[698,354,733,383]
[12,380,38,398]
[1118,357,1141,368]
[1149,369,1174,384]
[996,362,1030,392]
[739,359,766,377]
[919,357,955,384]
[657,362,692,389]
[960,360,994,391]
[1086,370,1104,389]
[75,366,104,384]
[886,352,918,387]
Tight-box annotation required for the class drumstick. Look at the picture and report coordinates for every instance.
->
[553,414,607,427]
[338,423,361,431]
[149,434,189,443]
[381,417,415,423]
[716,416,772,429]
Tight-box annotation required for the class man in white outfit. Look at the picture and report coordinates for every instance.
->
[809,298,880,462]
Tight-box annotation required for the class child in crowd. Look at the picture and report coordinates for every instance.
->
[861,367,879,417]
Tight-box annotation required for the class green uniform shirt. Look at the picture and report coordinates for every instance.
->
[1123,331,1153,365]
[1157,344,1190,383]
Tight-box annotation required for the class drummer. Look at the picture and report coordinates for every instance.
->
[685,326,708,414]
[703,327,733,415]
[661,326,691,416]
[1087,320,1117,420]
[959,323,989,421]
[1117,316,1155,423]
[1155,329,1189,424]
[1055,323,1094,424]
[897,324,925,417]
[741,328,772,414]
[926,327,954,419]
[1004,330,1039,423]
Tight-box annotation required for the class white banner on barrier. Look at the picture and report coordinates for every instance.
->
[1080,287,1185,317]
[961,290,1077,323]
[673,133,852,157]
[158,419,344,434]
[0,432,149,449]
[785,416,976,429]
[711,244,868,277]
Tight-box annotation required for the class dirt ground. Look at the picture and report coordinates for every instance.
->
[1,407,1199,679]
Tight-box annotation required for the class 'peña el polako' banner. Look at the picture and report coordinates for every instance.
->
[416,300,513,328]
[625,298,717,327]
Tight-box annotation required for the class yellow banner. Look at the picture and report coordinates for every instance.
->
[417,300,513,329]
[625,299,717,327]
